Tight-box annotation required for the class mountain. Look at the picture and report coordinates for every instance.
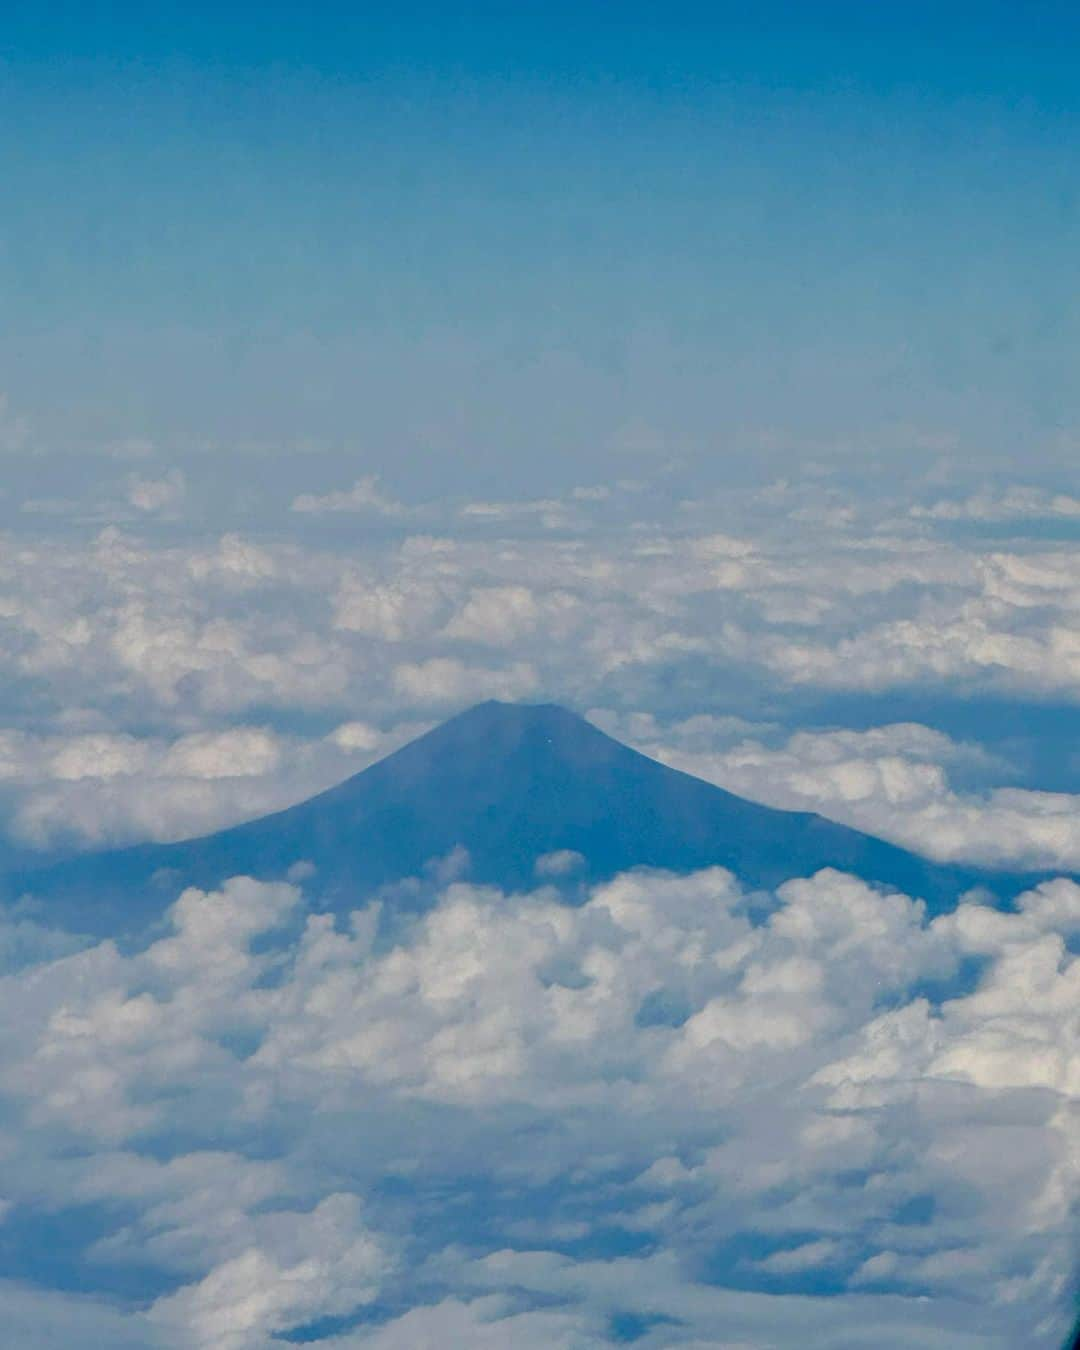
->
[5,701,1043,935]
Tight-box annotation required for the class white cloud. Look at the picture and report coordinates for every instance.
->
[127,470,186,514]
[333,576,445,641]
[160,728,282,780]
[2,490,1080,778]
[603,713,1080,870]
[755,1238,844,1274]
[442,585,581,645]
[186,534,277,585]
[292,476,408,516]
[0,864,1073,1346]
[148,1194,387,1350]
[0,720,423,849]
[47,732,151,781]
[1,498,1079,864]
[327,721,383,752]
[534,849,585,877]
[3,728,295,848]
[458,497,575,529]
[391,657,539,704]
[913,485,1080,522]
[0,1281,160,1350]
[5,408,1080,1350]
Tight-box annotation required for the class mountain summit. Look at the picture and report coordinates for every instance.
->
[10,701,1033,933]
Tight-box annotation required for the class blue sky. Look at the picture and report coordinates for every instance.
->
[1,2,1078,492]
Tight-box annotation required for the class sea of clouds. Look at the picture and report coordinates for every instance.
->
[0,861,1076,1347]
[0,459,1077,1345]
[1,468,1080,873]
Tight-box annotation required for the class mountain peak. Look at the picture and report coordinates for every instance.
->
[384,700,636,783]
[438,699,590,736]
[12,700,1032,935]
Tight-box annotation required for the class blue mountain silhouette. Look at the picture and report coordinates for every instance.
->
[7,701,1046,934]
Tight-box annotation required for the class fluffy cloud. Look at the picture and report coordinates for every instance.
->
[0,722,418,849]
[185,534,277,585]
[127,470,187,514]
[148,1194,387,1350]
[912,485,1080,522]
[443,585,550,644]
[534,849,585,877]
[0,863,1073,1347]
[0,498,1077,866]
[391,656,539,705]
[292,476,409,517]
[0,477,1076,1350]
[1,487,1079,772]
[596,711,1080,871]
[333,575,446,641]
[159,728,283,780]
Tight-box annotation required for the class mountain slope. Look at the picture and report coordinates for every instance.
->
[7,701,1041,934]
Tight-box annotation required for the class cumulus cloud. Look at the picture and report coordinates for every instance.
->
[0,1281,156,1350]
[2,727,295,848]
[333,575,446,640]
[442,585,581,645]
[0,863,1073,1347]
[326,720,384,753]
[2,500,1079,867]
[599,711,1080,871]
[4,361,1080,1350]
[127,470,187,514]
[912,485,1080,522]
[148,1194,387,1350]
[159,729,283,780]
[534,849,585,877]
[0,721,421,849]
[291,476,408,517]
[391,656,539,704]
[186,534,277,585]
[2,488,1080,773]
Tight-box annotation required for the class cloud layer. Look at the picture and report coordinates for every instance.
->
[0,473,1078,869]
[0,862,1075,1347]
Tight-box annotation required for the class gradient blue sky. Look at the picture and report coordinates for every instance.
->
[1,2,1078,495]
